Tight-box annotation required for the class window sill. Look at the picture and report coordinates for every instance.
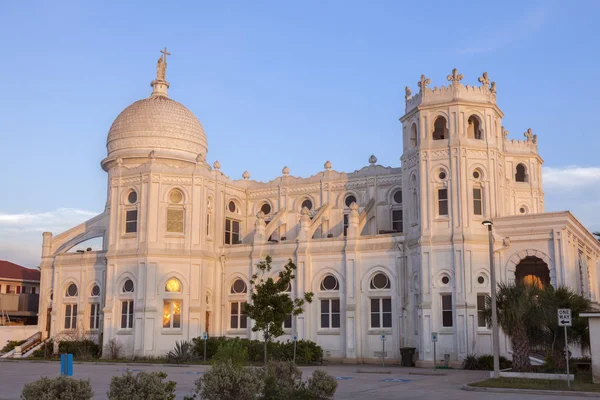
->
[226,329,248,336]
[434,217,450,222]
[121,233,137,239]
[161,329,183,335]
[367,329,392,335]
[317,329,341,335]
[439,328,454,334]
[116,330,133,335]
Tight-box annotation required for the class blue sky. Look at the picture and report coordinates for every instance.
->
[1,0,600,267]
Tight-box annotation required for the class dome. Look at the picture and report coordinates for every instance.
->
[105,95,208,166]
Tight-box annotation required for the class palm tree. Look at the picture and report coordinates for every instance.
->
[486,282,548,372]
[593,232,600,242]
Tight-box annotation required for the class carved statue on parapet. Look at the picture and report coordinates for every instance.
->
[502,126,509,138]
[524,128,534,143]
[447,68,464,85]
[533,134,538,144]
[418,74,431,92]
[490,81,497,93]
[405,86,412,101]
[478,72,490,87]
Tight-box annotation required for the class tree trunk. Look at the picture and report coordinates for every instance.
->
[511,325,532,372]
[264,327,268,365]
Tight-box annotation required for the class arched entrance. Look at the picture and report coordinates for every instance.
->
[515,256,550,288]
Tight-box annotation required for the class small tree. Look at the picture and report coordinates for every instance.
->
[244,256,313,364]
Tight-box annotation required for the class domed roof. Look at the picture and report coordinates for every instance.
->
[103,50,208,168]
[106,95,208,163]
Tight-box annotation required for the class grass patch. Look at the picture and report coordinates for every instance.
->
[470,373,600,393]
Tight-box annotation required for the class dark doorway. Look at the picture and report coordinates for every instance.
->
[515,256,550,288]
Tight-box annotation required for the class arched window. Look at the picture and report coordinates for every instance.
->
[433,117,448,140]
[125,189,138,234]
[225,200,242,245]
[409,124,418,148]
[167,189,184,233]
[391,190,403,233]
[369,272,392,328]
[260,203,271,215]
[515,164,527,182]
[65,283,78,297]
[91,284,100,297]
[319,275,340,329]
[165,277,182,293]
[231,279,247,294]
[467,116,482,140]
[343,195,357,237]
[120,279,134,330]
[90,284,101,330]
[122,279,134,293]
[301,198,313,211]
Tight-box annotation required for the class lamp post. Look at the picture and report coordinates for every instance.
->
[482,220,500,379]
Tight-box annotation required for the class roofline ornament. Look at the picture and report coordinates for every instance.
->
[151,47,171,97]
[447,68,463,85]
[418,74,431,93]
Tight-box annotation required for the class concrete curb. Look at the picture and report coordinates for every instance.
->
[462,384,600,397]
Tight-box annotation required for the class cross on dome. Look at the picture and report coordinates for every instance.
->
[151,47,171,97]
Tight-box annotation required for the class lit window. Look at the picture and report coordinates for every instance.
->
[438,189,448,216]
[90,303,100,330]
[230,301,247,329]
[225,218,241,244]
[320,299,340,328]
[370,298,392,328]
[477,294,487,328]
[121,300,134,329]
[170,189,183,204]
[165,278,182,293]
[441,294,453,327]
[64,304,77,330]
[473,188,482,216]
[166,209,184,233]
[163,300,182,329]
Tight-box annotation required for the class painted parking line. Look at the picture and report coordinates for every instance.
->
[335,376,353,380]
[117,368,141,372]
[381,378,411,383]
[184,371,204,375]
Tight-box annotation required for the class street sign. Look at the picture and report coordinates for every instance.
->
[558,309,572,327]
[293,334,298,342]
[431,332,438,342]
[202,332,208,340]
[380,333,386,341]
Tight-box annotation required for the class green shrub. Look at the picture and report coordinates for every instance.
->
[1,339,25,353]
[21,376,93,400]
[107,371,176,400]
[32,339,54,358]
[462,354,513,371]
[304,369,338,400]
[58,340,100,360]
[261,361,303,399]
[462,354,479,370]
[167,340,195,364]
[191,336,322,364]
[195,359,262,400]
[212,338,249,366]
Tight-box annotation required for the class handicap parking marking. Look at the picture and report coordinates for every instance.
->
[335,376,353,380]
[381,378,411,383]
[184,371,205,375]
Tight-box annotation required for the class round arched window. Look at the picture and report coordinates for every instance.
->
[260,203,271,215]
[91,284,100,297]
[169,189,183,204]
[477,276,485,285]
[165,278,182,293]
[438,171,447,180]
[228,201,237,213]
[345,195,357,208]
[128,190,137,204]
[231,279,247,294]
[473,170,481,180]
[370,273,391,289]
[301,199,313,211]
[320,275,339,291]
[123,279,134,293]
[520,207,527,214]
[441,276,450,285]
[66,283,78,297]
[393,190,402,204]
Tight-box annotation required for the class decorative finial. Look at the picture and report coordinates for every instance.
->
[213,160,220,170]
[490,82,497,94]
[524,128,533,143]
[151,47,171,97]
[447,68,464,85]
[196,152,205,162]
[324,160,332,170]
[282,166,290,176]
[418,74,431,92]
[502,126,509,138]
[478,72,490,87]
[533,134,538,145]
[242,171,250,180]
[369,155,377,165]
[405,86,412,101]
[149,150,156,159]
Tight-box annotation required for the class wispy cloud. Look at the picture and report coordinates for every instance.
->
[457,4,553,55]
[543,166,600,189]
[0,208,99,268]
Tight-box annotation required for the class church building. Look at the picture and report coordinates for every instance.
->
[37,51,600,363]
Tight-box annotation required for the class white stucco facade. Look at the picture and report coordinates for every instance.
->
[37,59,600,363]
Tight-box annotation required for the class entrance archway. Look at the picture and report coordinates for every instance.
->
[506,249,554,287]
[515,256,550,288]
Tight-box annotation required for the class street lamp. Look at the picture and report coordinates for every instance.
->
[482,220,500,379]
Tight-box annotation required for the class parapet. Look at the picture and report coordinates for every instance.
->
[404,69,497,114]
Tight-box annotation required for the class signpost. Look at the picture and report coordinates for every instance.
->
[292,334,298,364]
[380,333,386,368]
[431,332,438,370]
[202,332,208,362]
[558,309,572,388]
